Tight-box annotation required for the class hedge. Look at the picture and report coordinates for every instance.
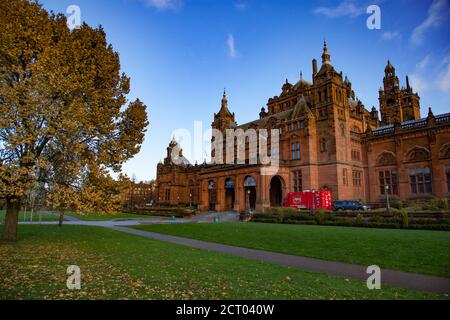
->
[250,212,450,231]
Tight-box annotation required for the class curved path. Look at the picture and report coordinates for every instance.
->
[18,212,450,296]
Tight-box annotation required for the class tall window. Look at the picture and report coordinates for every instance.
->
[379,170,398,195]
[291,142,301,160]
[410,167,432,194]
[293,171,302,192]
[351,149,361,161]
[165,189,171,201]
[352,170,362,186]
[294,122,298,130]
[447,165,450,192]
[343,168,348,185]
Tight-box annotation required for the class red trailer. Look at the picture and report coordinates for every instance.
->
[283,190,332,211]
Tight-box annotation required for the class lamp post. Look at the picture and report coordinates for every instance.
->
[189,193,192,208]
[385,185,391,214]
[247,189,251,212]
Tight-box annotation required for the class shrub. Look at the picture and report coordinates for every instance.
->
[378,195,402,209]
[400,209,409,228]
[437,198,449,210]
[356,213,363,224]
[369,214,384,223]
[315,209,327,225]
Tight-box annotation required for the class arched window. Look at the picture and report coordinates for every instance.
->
[244,176,256,187]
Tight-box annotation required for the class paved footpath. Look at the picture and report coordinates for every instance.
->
[110,226,450,296]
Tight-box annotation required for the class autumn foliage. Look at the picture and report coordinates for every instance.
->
[0,0,149,241]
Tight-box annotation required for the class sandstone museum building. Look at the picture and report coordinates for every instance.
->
[155,43,450,212]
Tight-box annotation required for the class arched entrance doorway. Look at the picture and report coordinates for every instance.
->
[244,176,257,211]
[208,180,217,211]
[225,178,235,211]
[270,176,284,207]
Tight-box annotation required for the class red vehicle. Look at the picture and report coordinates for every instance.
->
[283,190,333,211]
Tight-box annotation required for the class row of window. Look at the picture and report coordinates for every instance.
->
[379,166,450,195]
[342,169,363,187]
[351,149,361,161]
[287,120,305,132]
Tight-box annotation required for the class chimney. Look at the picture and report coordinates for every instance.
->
[312,59,317,82]
[406,75,410,90]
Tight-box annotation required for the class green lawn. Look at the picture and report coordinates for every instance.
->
[0,225,442,300]
[0,210,166,222]
[0,210,60,222]
[66,212,168,221]
[134,222,450,278]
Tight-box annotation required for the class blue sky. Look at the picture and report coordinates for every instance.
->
[39,0,450,181]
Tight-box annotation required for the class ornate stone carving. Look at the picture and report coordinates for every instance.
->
[439,143,450,159]
[406,146,430,162]
[376,151,397,166]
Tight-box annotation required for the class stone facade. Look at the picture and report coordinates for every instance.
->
[156,43,450,212]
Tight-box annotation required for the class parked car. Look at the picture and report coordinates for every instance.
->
[333,200,370,211]
[145,199,156,207]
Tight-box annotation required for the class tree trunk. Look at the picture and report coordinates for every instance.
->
[58,211,64,227]
[2,199,20,242]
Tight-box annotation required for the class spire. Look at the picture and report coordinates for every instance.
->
[221,88,228,109]
[406,75,410,90]
[322,40,331,64]
[300,71,303,81]
[385,60,395,75]
[217,89,233,118]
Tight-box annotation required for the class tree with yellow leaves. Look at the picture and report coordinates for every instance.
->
[0,0,149,241]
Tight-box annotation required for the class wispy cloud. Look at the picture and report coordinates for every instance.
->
[410,0,450,46]
[227,34,237,59]
[235,2,249,11]
[409,53,450,96]
[313,0,365,18]
[381,31,401,41]
[437,53,450,92]
[140,0,182,11]
[409,55,431,93]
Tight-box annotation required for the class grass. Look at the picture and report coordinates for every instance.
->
[65,212,168,221]
[134,222,450,278]
[0,210,60,222]
[0,225,443,300]
[0,210,168,222]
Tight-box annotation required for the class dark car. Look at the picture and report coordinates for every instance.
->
[333,200,369,211]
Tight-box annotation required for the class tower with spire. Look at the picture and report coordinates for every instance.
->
[212,89,237,132]
[379,60,421,125]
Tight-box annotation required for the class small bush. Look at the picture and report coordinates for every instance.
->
[437,198,449,210]
[400,209,409,228]
[356,213,363,224]
[315,209,327,225]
